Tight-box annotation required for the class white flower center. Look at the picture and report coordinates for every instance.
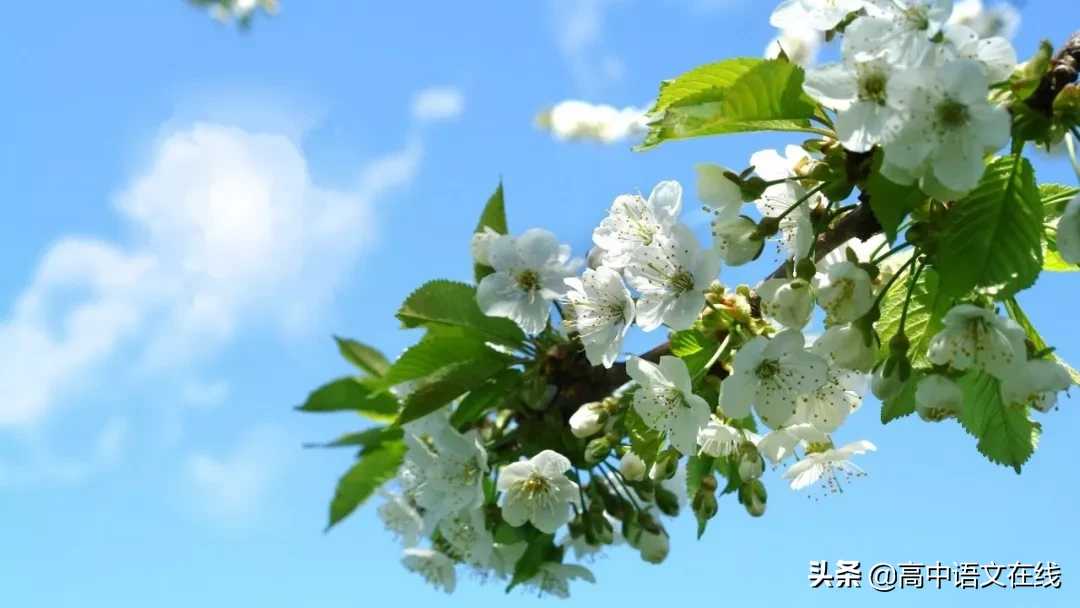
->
[934,97,971,131]
[857,68,889,105]
[516,269,541,292]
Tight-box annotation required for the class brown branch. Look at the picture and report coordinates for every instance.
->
[1025,30,1080,116]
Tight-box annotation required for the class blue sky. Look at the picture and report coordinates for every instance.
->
[1,0,1078,606]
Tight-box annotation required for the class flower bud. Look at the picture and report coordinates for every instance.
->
[692,488,719,521]
[713,217,765,266]
[729,293,753,324]
[649,449,679,481]
[586,245,607,270]
[654,487,681,517]
[1057,194,1080,264]
[619,451,647,481]
[795,258,817,280]
[590,512,615,545]
[754,216,781,238]
[739,480,767,518]
[469,227,500,266]
[737,443,765,481]
[584,434,615,464]
[915,374,964,422]
[888,331,910,355]
[871,357,907,401]
[740,177,769,202]
[810,323,877,373]
[631,480,655,503]
[695,163,745,211]
[636,529,670,564]
[569,401,609,438]
[757,278,814,329]
[700,474,718,493]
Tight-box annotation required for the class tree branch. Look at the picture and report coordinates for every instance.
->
[1026,30,1080,116]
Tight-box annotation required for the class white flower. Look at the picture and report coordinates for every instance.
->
[470,226,501,266]
[783,440,876,491]
[497,450,579,534]
[814,260,875,323]
[938,25,1017,84]
[720,329,829,429]
[627,355,712,455]
[811,323,878,372]
[804,55,905,152]
[771,0,867,32]
[563,267,636,368]
[884,59,1010,196]
[712,216,764,266]
[619,451,647,481]
[403,416,489,525]
[697,415,742,458]
[947,0,1020,39]
[871,358,906,400]
[855,0,955,68]
[914,374,964,420]
[569,401,609,438]
[792,368,867,432]
[625,224,720,331]
[765,25,822,67]
[751,144,817,182]
[1057,195,1080,265]
[927,304,1028,378]
[757,278,815,329]
[560,533,603,562]
[592,181,682,269]
[438,509,494,566]
[401,548,456,593]
[756,182,817,260]
[757,423,830,464]
[524,563,596,599]
[376,489,423,547]
[694,163,744,220]
[477,228,580,334]
[1000,359,1073,413]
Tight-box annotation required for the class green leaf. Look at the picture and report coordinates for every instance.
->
[304,426,404,453]
[1003,298,1080,384]
[333,336,390,377]
[958,371,1041,474]
[1044,232,1078,272]
[451,368,524,428]
[638,59,818,150]
[649,58,763,115]
[393,357,510,427]
[880,370,923,424]
[865,160,926,242]
[296,377,399,422]
[670,329,721,380]
[935,155,1043,298]
[875,267,952,368]
[506,534,555,593]
[685,455,715,500]
[474,181,508,283]
[396,280,526,346]
[326,440,407,531]
[1039,183,1080,222]
[378,335,511,388]
[623,403,664,468]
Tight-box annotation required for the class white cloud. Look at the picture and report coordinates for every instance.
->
[0,416,129,485]
[411,86,466,124]
[548,0,624,90]
[537,100,649,144]
[0,106,431,429]
[182,379,230,407]
[186,425,288,523]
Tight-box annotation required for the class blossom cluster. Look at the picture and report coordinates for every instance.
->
[310,0,1079,600]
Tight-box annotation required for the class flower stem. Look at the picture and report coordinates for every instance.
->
[898,255,926,332]
[870,242,912,265]
[774,183,828,222]
[871,256,917,310]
